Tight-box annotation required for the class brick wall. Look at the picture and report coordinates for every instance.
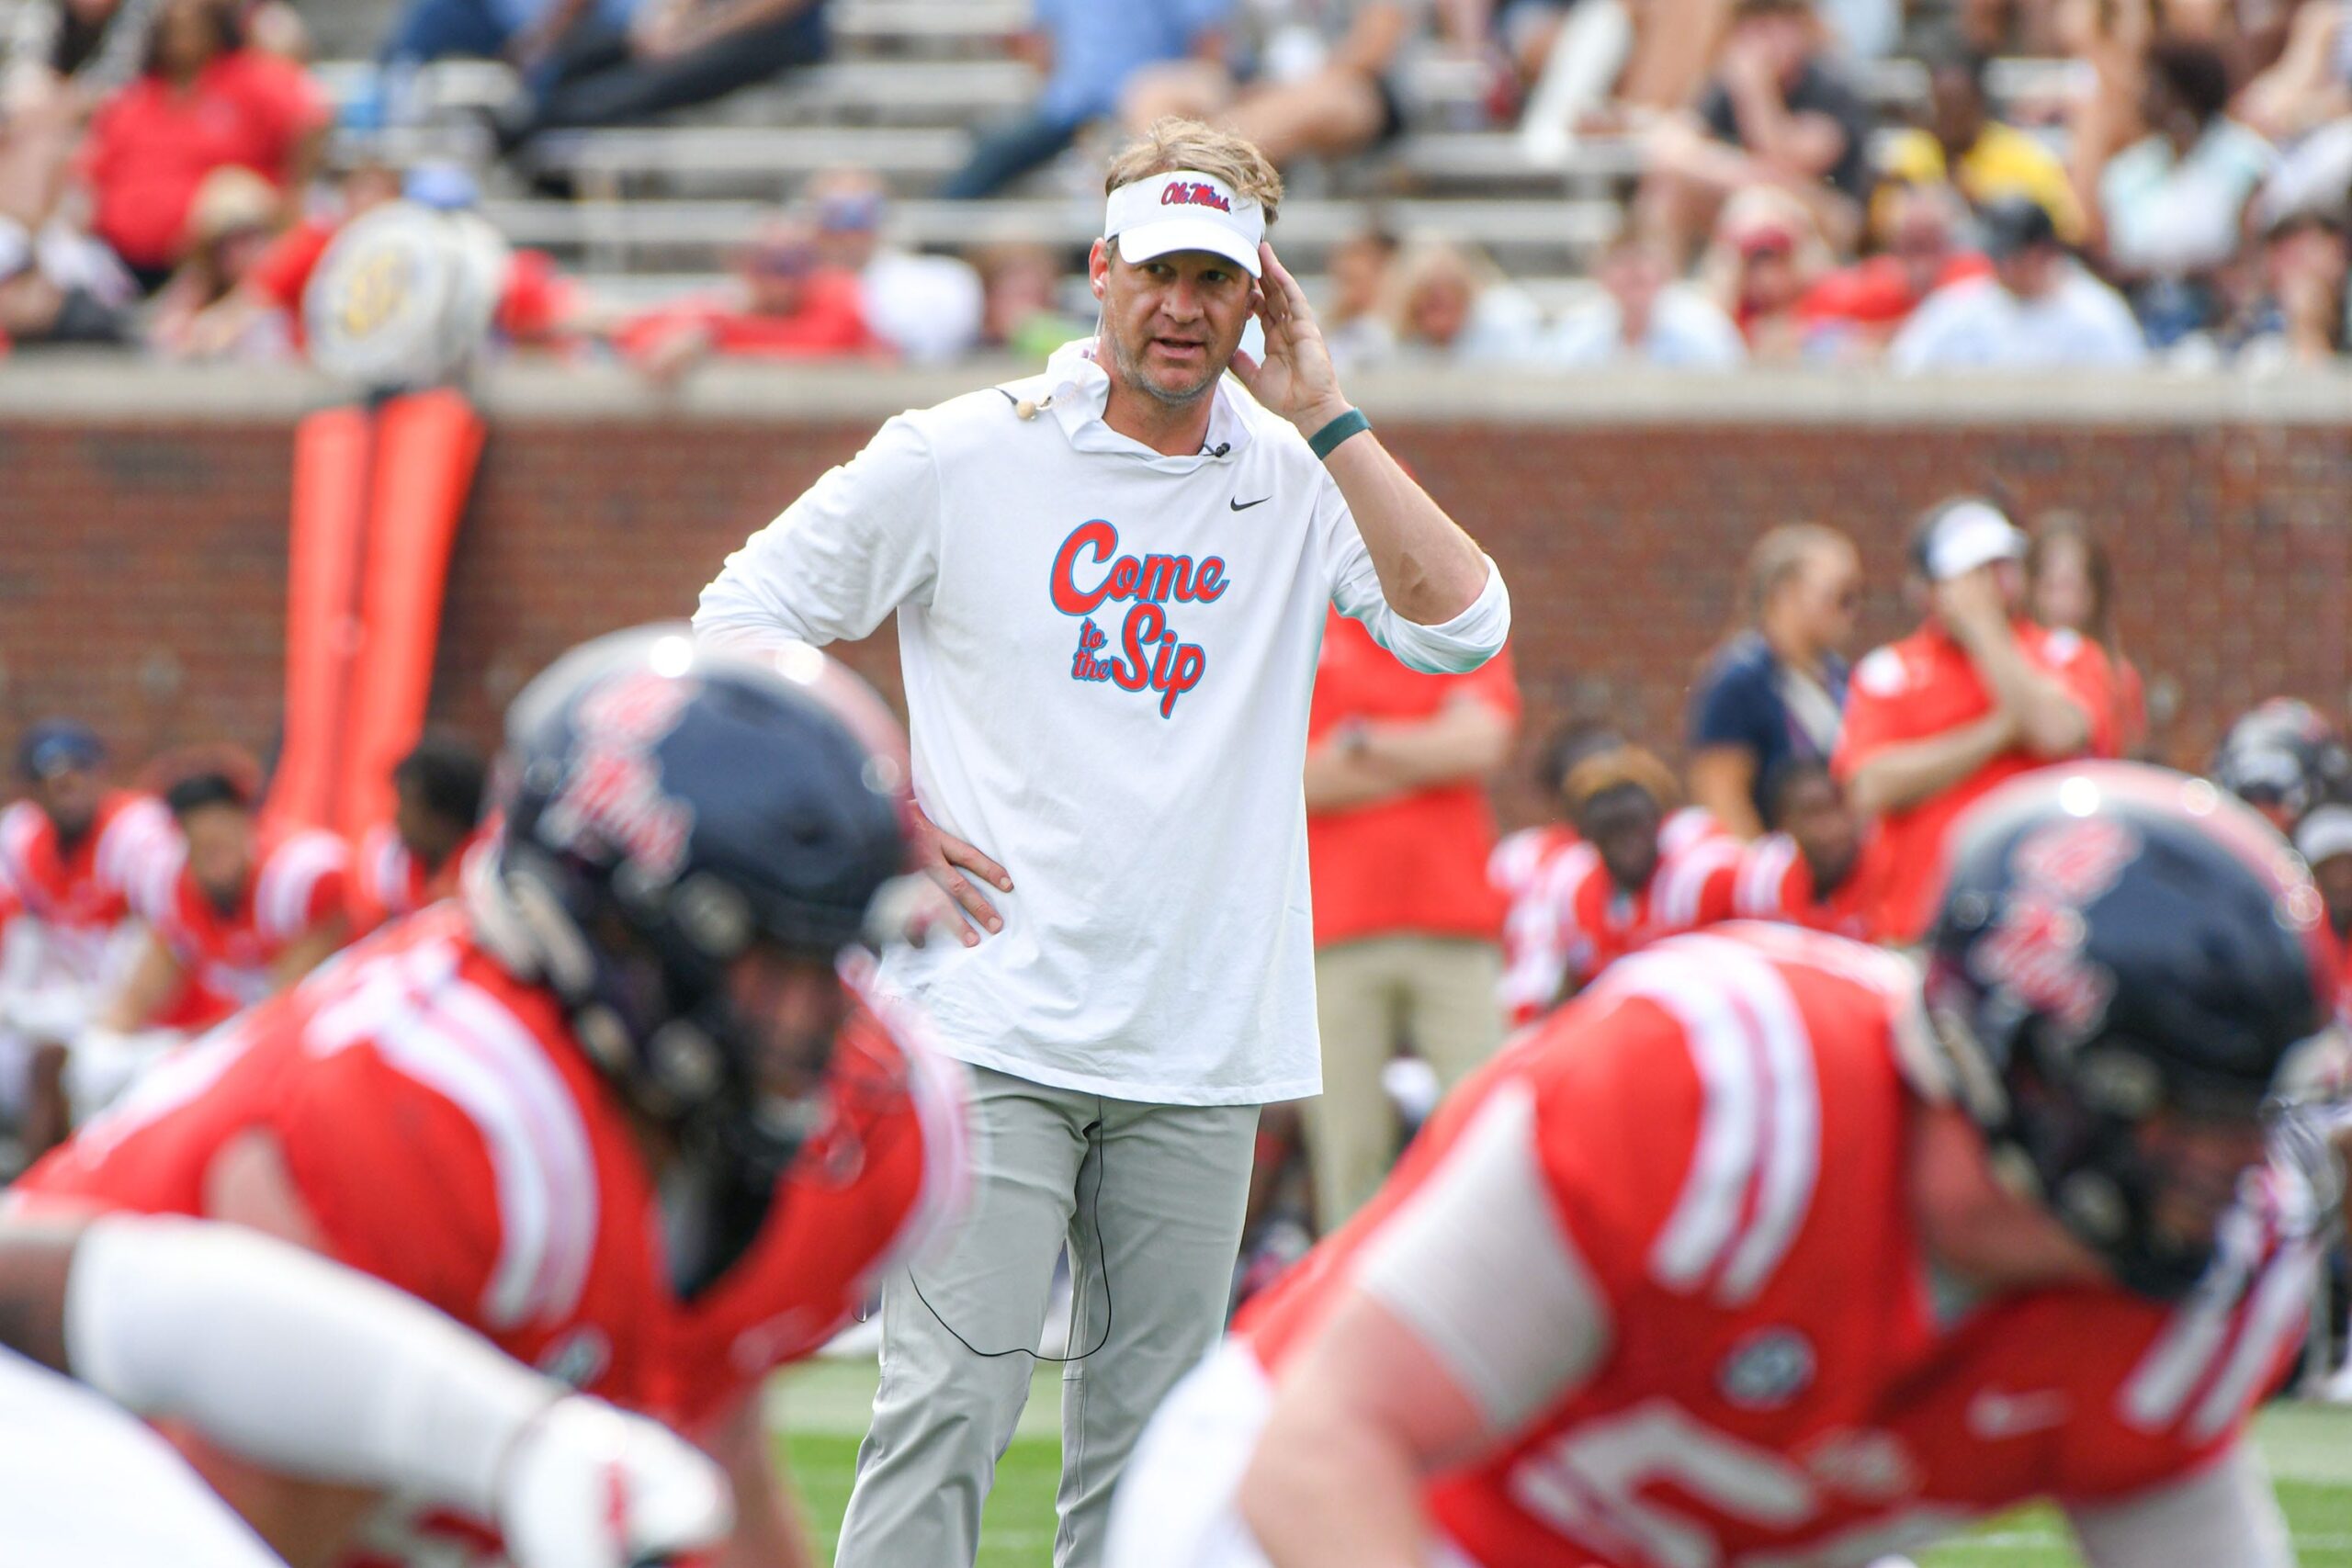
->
[4,409,2347,828]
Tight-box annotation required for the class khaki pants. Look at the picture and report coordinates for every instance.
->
[837,1064,1259,1568]
[1304,936,1504,1233]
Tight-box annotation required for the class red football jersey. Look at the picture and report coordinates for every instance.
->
[1835,623,2117,944]
[347,823,488,932]
[18,905,967,1557]
[1491,825,1580,1027]
[127,827,350,1030]
[1237,925,2314,1568]
[1677,832,1872,942]
[0,792,174,984]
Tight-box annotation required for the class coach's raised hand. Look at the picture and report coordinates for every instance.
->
[1232,242,1350,436]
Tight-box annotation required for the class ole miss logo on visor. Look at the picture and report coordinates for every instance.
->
[1050,520,1228,718]
[1160,180,1232,212]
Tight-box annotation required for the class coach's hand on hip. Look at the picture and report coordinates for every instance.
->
[910,804,1012,948]
[1234,242,1491,628]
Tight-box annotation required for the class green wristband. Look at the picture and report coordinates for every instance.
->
[1306,407,1371,461]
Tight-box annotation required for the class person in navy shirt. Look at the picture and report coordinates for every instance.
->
[1685,522,1859,838]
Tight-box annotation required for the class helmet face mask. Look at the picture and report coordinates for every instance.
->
[1926,763,2342,1302]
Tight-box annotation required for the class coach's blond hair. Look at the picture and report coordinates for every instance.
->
[1102,118,1283,250]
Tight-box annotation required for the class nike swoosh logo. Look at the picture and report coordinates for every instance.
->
[1966,1388,2071,1439]
[1230,496,1272,511]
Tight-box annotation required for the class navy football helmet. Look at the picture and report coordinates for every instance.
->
[1923,761,2341,1301]
[2211,697,2352,832]
[469,625,908,1194]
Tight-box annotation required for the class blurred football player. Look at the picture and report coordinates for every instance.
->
[1514,745,1742,1016]
[1110,762,2340,1568]
[349,732,492,931]
[2214,696,2352,837]
[1681,757,1871,940]
[0,719,174,1157]
[17,626,967,1568]
[0,1211,729,1568]
[74,761,350,1118]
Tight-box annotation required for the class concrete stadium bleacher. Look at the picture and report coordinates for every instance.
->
[301,0,2088,310]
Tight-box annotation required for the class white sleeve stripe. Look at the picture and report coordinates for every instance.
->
[1736,839,1797,919]
[1615,952,1765,1292]
[1657,841,1739,930]
[328,944,598,1331]
[1608,939,1822,1304]
[256,834,348,942]
[0,806,40,900]
[95,800,170,895]
[2189,1237,2319,1440]
[1354,1080,1611,1430]
[2120,1204,2263,1431]
[434,980,601,1326]
[1708,942,1823,1304]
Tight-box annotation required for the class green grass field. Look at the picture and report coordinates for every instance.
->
[772,1359,2352,1567]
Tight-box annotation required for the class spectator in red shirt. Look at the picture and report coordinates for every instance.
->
[1835,497,2118,944]
[614,216,883,378]
[1798,181,1991,357]
[2027,510,2148,759]
[76,0,326,289]
[1301,609,1518,1231]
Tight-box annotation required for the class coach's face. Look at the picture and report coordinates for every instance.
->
[1091,242,1256,408]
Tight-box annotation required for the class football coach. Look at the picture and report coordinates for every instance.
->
[694,118,1510,1568]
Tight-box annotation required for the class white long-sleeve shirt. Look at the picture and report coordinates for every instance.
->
[695,339,1510,1104]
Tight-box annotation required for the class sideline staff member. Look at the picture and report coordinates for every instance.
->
[696,118,1510,1568]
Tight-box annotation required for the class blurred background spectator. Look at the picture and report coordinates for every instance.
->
[613,212,879,377]
[1300,607,1518,1233]
[1799,179,1989,355]
[1879,39,2084,239]
[0,207,131,346]
[486,0,829,152]
[804,164,980,364]
[1319,221,1398,368]
[76,0,325,290]
[2091,37,2271,343]
[144,162,288,357]
[971,238,1087,362]
[1685,521,1859,838]
[1541,230,1747,364]
[2225,200,2349,364]
[1890,194,2147,367]
[1384,233,1543,361]
[940,0,1228,199]
[1699,182,1834,357]
[1640,0,1874,262]
[1121,0,1425,173]
[2026,509,2147,755]
[1834,496,2116,943]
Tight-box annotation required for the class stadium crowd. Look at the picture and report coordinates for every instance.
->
[3,0,2352,367]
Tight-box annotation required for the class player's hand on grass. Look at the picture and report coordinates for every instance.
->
[908,803,1011,948]
[500,1395,733,1568]
[1232,242,1351,439]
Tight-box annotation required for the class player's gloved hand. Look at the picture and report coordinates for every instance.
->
[498,1395,734,1568]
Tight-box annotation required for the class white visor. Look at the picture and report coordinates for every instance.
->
[1923,500,2027,581]
[1104,169,1264,277]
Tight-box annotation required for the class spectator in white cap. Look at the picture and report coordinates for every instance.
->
[1832,494,2119,942]
[695,116,1508,1568]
